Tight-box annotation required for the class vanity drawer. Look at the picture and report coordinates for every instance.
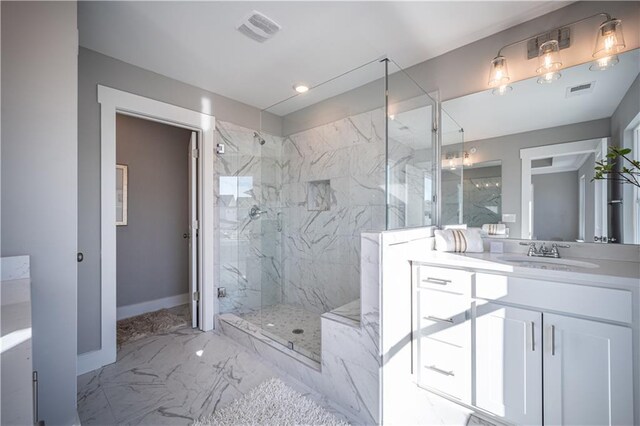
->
[418,314,470,348]
[417,265,473,296]
[475,273,633,324]
[418,337,471,402]
[418,287,471,320]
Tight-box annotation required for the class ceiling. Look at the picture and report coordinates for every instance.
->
[442,49,640,144]
[79,1,570,115]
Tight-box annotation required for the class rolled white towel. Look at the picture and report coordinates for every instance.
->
[435,228,484,253]
[482,223,507,235]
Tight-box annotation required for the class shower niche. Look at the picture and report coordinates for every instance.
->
[307,180,331,211]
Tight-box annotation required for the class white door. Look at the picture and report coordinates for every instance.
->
[544,314,633,425]
[188,132,199,328]
[475,303,542,425]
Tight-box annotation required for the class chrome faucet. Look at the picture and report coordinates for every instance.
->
[520,242,570,258]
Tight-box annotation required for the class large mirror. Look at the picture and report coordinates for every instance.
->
[442,48,640,244]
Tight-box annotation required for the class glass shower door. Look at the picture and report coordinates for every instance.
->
[386,60,439,230]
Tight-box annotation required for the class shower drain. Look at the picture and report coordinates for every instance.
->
[292,329,304,334]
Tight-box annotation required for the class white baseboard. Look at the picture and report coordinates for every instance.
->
[77,346,116,376]
[116,293,189,320]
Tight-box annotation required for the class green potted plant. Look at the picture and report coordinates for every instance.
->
[594,146,640,188]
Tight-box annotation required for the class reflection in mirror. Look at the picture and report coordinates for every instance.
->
[442,48,640,244]
[522,139,608,242]
[463,161,502,229]
[387,97,436,229]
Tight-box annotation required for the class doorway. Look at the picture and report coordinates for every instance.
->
[114,114,198,347]
[77,86,215,375]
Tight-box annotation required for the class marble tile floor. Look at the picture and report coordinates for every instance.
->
[77,326,356,425]
[238,303,322,361]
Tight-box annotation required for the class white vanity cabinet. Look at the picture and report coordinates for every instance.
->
[413,263,635,426]
[543,314,633,426]
[475,304,542,425]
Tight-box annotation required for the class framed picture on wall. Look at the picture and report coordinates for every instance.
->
[116,164,128,226]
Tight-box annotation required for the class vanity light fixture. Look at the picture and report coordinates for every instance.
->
[444,151,473,170]
[293,83,309,93]
[590,17,625,71]
[536,40,562,84]
[488,12,625,93]
[488,56,510,86]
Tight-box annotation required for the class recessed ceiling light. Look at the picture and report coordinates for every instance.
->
[293,83,309,93]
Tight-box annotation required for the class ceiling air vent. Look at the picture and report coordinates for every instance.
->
[236,10,281,43]
[566,81,595,98]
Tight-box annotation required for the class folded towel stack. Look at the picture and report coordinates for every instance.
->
[482,223,507,235]
[434,228,484,253]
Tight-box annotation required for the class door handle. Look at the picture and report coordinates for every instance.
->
[422,277,451,285]
[183,233,190,239]
[531,321,535,352]
[425,365,455,376]
[424,316,454,324]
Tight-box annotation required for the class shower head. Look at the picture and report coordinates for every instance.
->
[254,132,266,145]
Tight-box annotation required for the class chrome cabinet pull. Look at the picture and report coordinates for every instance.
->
[423,277,451,285]
[551,325,556,356]
[531,321,535,352]
[424,315,454,324]
[425,365,455,376]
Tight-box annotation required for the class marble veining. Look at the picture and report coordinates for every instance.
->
[238,303,322,362]
[77,326,354,425]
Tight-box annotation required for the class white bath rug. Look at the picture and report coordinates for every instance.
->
[194,378,350,426]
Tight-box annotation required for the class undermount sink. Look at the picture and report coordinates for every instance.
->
[497,254,599,269]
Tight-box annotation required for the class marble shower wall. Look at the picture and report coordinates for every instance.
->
[215,121,283,314]
[280,108,387,314]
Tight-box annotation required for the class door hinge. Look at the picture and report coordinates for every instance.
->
[193,220,199,230]
[191,148,199,158]
[193,291,200,302]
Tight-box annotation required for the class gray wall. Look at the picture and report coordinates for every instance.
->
[577,153,597,242]
[78,48,281,353]
[611,74,640,243]
[532,171,579,241]
[442,118,611,237]
[1,2,78,424]
[116,115,191,307]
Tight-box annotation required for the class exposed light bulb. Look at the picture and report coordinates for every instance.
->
[592,18,625,67]
[536,40,562,82]
[488,56,510,88]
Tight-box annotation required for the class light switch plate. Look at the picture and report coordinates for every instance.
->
[502,213,516,223]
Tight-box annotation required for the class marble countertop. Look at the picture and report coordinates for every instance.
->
[411,251,640,289]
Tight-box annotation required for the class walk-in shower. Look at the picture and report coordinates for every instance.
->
[215,58,438,362]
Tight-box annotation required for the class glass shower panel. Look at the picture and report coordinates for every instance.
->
[258,59,387,361]
[215,123,266,321]
[440,110,465,226]
[386,60,438,230]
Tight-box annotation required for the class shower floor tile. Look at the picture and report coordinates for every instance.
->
[238,304,321,361]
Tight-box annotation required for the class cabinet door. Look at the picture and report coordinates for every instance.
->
[544,314,633,426]
[475,303,542,425]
